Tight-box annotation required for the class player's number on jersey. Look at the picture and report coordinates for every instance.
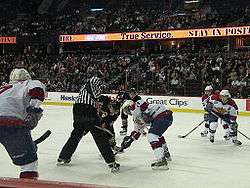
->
[0,85,13,95]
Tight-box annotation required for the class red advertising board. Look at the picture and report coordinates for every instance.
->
[246,99,250,111]
[0,36,16,44]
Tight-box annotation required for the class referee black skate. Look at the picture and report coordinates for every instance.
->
[57,73,120,172]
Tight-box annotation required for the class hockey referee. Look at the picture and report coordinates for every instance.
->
[57,72,120,172]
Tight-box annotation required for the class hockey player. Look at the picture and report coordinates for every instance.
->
[0,68,45,179]
[117,88,141,135]
[201,85,213,137]
[120,99,173,170]
[219,90,239,142]
[97,95,121,151]
[206,90,241,145]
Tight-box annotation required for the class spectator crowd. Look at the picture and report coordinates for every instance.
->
[0,1,249,37]
[0,0,250,98]
[0,50,249,98]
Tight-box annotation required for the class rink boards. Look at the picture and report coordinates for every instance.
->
[44,92,250,116]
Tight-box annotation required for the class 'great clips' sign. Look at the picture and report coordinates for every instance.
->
[59,25,250,42]
[0,37,16,44]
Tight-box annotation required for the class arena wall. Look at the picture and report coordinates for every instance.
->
[43,92,250,116]
[0,178,121,188]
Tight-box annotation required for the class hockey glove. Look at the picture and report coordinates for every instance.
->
[121,131,141,149]
[121,136,134,149]
[205,102,213,112]
[24,106,43,130]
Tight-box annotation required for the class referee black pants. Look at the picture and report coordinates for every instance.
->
[58,103,115,164]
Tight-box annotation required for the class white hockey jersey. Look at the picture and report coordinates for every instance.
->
[130,99,171,132]
[0,80,45,125]
[208,93,237,122]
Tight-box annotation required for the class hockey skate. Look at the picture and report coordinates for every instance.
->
[200,130,208,137]
[162,146,172,161]
[164,150,172,161]
[232,139,242,146]
[223,133,230,141]
[119,128,127,136]
[57,158,71,166]
[108,162,120,173]
[209,135,214,143]
[151,158,169,170]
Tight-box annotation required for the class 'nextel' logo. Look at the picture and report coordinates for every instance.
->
[60,95,77,101]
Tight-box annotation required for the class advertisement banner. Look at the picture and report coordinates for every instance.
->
[43,92,250,115]
[0,37,16,44]
[246,99,250,111]
[59,25,250,42]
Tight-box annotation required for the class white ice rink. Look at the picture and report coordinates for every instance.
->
[0,105,250,188]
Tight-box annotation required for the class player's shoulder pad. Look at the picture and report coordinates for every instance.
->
[28,80,45,90]
[210,93,220,101]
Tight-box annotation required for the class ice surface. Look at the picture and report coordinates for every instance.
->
[0,105,250,188]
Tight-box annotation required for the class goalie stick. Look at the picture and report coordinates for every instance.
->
[178,120,205,138]
[34,130,51,145]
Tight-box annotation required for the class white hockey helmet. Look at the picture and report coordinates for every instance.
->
[121,100,134,115]
[9,68,31,84]
[204,85,213,95]
[220,90,231,97]
[220,90,231,103]
[205,85,213,91]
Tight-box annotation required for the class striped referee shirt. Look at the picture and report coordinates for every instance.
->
[75,76,103,106]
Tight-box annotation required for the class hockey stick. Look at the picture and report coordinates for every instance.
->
[178,120,205,138]
[94,125,115,137]
[237,130,250,141]
[114,146,124,155]
[34,130,51,145]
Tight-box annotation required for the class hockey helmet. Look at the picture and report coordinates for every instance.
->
[9,68,31,84]
[220,90,231,103]
[121,100,134,115]
[129,87,136,93]
[129,87,137,99]
[204,85,213,95]
[205,85,213,91]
